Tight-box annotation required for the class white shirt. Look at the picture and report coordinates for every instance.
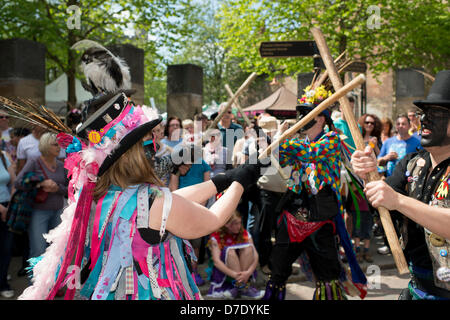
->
[16,134,65,160]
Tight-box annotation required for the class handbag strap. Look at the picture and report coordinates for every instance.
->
[37,159,49,180]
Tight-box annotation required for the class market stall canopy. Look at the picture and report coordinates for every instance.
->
[241,86,298,119]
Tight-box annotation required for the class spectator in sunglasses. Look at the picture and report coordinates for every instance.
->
[358,114,382,156]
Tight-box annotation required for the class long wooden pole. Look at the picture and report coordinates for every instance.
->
[224,84,288,180]
[224,84,252,126]
[208,72,258,130]
[258,74,366,159]
[311,27,409,275]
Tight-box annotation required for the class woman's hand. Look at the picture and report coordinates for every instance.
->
[0,204,8,222]
[178,164,191,176]
[40,179,59,193]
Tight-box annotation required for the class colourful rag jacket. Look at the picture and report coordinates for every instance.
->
[278,131,368,299]
[78,184,201,300]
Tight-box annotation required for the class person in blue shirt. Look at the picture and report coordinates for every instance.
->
[217,103,243,151]
[378,114,422,177]
[333,95,361,154]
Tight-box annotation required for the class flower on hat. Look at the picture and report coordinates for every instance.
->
[298,85,332,106]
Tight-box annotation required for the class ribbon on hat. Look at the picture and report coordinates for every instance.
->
[66,137,83,154]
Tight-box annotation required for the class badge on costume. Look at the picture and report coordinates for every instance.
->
[436,267,450,282]
[416,158,426,167]
[429,233,446,247]
[435,178,449,201]
[88,130,102,144]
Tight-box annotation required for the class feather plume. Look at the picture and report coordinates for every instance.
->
[0,96,72,134]
[72,40,131,96]
[19,202,78,299]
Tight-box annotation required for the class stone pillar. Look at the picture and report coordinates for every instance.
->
[108,44,145,105]
[0,39,46,104]
[395,68,425,115]
[167,64,203,120]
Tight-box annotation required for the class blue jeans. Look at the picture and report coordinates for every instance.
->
[28,209,62,259]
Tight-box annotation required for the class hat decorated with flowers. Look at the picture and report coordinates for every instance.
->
[296,85,333,119]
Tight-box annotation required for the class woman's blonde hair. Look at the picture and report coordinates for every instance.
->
[94,139,163,200]
[39,132,57,156]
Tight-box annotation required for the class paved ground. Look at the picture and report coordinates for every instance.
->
[2,235,410,300]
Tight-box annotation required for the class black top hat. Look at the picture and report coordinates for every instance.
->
[414,70,450,109]
[75,90,162,177]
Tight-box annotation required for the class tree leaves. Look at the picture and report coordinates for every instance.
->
[217,0,449,78]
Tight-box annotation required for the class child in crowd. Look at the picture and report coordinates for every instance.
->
[206,210,263,299]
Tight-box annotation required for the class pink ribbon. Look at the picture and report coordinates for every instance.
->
[46,181,95,300]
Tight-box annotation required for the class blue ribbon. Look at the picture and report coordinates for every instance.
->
[91,186,138,300]
[66,137,82,154]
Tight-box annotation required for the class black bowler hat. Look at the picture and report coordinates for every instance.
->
[414,70,450,109]
[296,104,331,119]
[97,115,162,176]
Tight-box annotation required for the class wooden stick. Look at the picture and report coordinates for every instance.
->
[223,83,288,180]
[208,72,258,130]
[311,50,348,90]
[224,84,252,126]
[311,27,409,275]
[258,74,366,160]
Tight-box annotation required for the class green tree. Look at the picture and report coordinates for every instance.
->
[0,0,191,111]
[171,0,269,109]
[217,0,450,79]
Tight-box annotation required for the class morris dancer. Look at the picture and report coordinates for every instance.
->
[262,85,367,300]
[15,42,262,300]
[352,70,450,300]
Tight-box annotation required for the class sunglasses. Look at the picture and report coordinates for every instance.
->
[0,116,8,119]
[365,121,375,125]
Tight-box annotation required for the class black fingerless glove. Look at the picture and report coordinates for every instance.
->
[211,173,232,193]
[230,163,261,189]
[211,163,262,193]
